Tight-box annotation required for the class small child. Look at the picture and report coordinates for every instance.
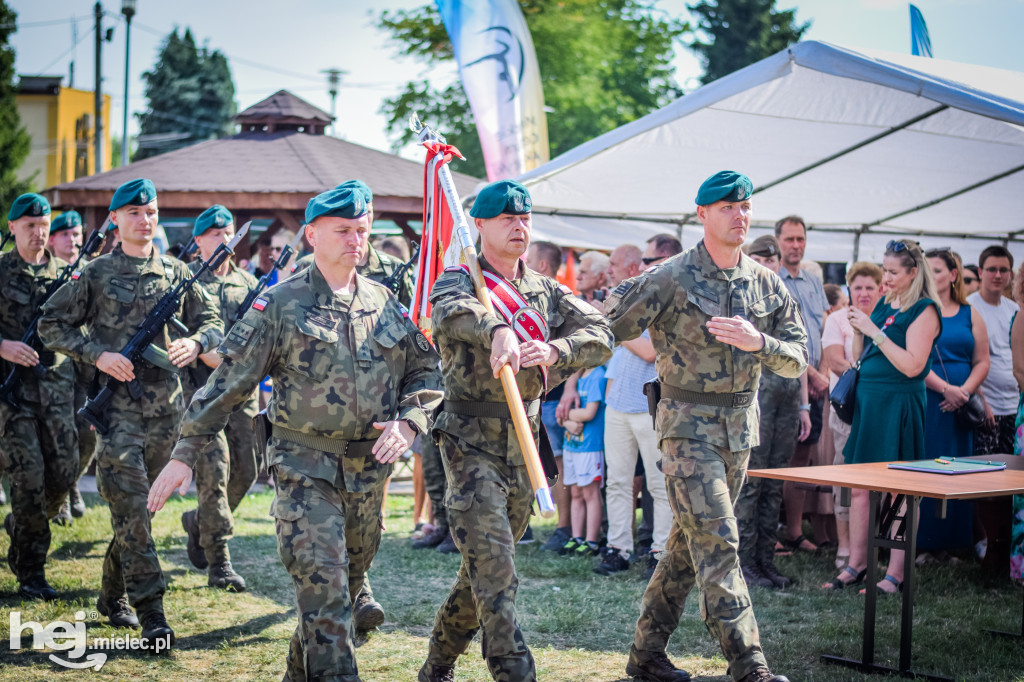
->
[558,364,607,557]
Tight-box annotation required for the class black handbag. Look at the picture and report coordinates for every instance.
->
[935,351,986,431]
[830,345,869,425]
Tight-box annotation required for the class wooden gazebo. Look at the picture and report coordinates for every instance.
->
[43,89,480,258]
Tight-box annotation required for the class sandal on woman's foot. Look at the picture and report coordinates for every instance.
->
[822,565,867,590]
[835,552,851,570]
[860,574,902,595]
[779,534,818,554]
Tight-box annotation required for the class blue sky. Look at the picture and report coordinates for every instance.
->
[10,0,1024,158]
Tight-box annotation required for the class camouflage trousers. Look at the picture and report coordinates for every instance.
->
[95,408,178,614]
[271,457,386,682]
[425,432,536,682]
[419,434,448,532]
[192,401,261,565]
[1,400,78,579]
[735,374,800,566]
[635,438,767,682]
[73,379,98,481]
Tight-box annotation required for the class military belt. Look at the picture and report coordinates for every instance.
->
[442,399,541,419]
[660,383,754,408]
[273,424,378,457]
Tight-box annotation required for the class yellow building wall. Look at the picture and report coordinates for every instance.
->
[15,87,112,190]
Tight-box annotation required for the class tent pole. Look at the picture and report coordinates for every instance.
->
[753,105,948,195]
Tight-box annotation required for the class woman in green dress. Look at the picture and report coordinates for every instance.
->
[823,239,941,594]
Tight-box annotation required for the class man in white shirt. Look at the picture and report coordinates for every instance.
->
[967,245,1019,455]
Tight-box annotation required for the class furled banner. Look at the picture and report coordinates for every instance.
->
[910,4,933,57]
[435,0,550,180]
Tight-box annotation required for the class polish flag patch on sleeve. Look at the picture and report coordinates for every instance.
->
[71,271,82,280]
[252,297,268,312]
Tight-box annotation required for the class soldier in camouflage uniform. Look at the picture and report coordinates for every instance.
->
[419,180,613,682]
[147,185,443,682]
[48,209,93,521]
[177,205,260,592]
[733,236,811,591]
[0,193,78,601]
[39,179,223,648]
[290,179,414,627]
[606,172,806,682]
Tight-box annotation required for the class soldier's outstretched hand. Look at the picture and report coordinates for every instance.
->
[169,337,201,368]
[97,350,135,381]
[519,340,558,368]
[490,326,522,377]
[147,459,194,512]
[0,339,39,367]
[372,419,416,464]
[706,315,766,352]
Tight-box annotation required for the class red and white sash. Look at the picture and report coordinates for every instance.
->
[458,264,550,388]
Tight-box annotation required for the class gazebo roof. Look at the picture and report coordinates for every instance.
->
[46,129,481,211]
[236,89,334,126]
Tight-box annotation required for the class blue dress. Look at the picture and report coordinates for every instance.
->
[919,304,975,550]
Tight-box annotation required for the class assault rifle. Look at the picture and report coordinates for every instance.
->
[0,230,11,252]
[0,218,112,407]
[382,243,419,298]
[234,229,304,325]
[78,222,250,434]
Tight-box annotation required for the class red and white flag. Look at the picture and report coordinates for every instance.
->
[411,140,464,333]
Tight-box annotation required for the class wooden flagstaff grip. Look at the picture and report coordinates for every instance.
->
[422,125,555,517]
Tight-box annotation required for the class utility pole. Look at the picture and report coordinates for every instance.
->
[120,0,137,167]
[94,2,104,173]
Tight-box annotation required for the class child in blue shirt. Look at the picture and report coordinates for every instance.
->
[558,364,607,557]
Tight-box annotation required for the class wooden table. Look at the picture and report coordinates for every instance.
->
[749,455,1024,681]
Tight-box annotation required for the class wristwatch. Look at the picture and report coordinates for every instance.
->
[873,331,888,347]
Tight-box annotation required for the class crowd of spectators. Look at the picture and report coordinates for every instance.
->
[400,229,1024,589]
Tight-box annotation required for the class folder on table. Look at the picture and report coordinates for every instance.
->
[887,458,1007,475]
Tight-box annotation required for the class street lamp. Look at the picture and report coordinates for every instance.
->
[322,68,345,136]
[120,0,136,166]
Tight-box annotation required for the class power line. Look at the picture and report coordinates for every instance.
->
[35,24,95,75]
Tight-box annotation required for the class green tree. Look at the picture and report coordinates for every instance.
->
[0,1,32,220]
[688,0,809,85]
[379,1,688,178]
[135,28,237,160]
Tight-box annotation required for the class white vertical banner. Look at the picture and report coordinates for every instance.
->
[436,0,550,180]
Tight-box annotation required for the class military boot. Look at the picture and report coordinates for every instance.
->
[208,562,246,592]
[738,667,789,682]
[418,663,455,682]
[412,521,450,550]
[97,595,140,628]
[353,590,386,632]
[759,560,791,589]
[69,483,86,518]
[51,500,72,527]
[435,530,459,554]
[139,611,175,653]
[19,574,57,601]
[625,645,691,682]
[741,563,776,589]
[181,509,208,569]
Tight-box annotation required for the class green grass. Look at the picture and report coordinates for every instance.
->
[2,489,1023,681]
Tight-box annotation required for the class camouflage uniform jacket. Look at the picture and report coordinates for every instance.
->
[171,264,444,490]
[429,256,614,463]
[0,249,73,409]
[37,244,224,418]
[186,260,259,413]
[294,244,414,307]
[606,240,808,453]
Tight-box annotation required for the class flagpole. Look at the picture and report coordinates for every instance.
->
[416,122,556,518]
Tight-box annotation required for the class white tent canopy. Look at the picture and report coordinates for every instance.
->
[510,41,1024,264]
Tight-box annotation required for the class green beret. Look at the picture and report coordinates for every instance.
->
[746,235,780,258]
[50,210,83,234]
[193,204,233,237]
[8,193,50,221]
[109,178,157,211]
[336,179,373,205]
[305,187,367,223]
[694,171,753,206]
[469,180,531,219]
